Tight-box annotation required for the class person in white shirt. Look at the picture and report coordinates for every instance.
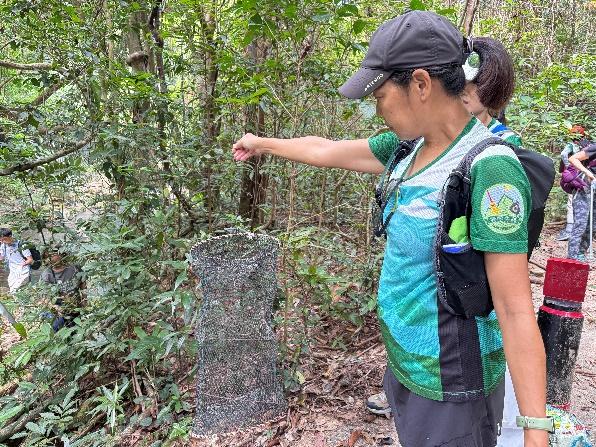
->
[0,228,33,294]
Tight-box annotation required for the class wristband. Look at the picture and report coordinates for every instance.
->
[516,416,555,433]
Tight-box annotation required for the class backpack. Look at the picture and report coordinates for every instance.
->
[435,137,554,318]
[374,135,555,319]
[18,241,42,270]
[559,140,596,193]
[560,165,589,194]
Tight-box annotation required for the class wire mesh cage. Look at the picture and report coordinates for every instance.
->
[189,232,287,438]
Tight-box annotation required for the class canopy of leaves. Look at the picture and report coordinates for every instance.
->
[0,0,594,443]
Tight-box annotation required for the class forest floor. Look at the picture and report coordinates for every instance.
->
[1,224,594,446]
[190,224,596,447]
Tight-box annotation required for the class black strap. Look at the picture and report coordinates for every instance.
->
[379,138,420,190]
[373,138,420,238]
[437,137,516,241]
[16,240,26,261]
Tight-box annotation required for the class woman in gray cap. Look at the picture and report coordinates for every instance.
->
[233,10,548,447]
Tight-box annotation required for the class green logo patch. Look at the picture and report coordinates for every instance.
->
[481,183,524,234]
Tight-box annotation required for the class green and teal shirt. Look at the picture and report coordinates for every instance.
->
[487,118,523,147]
[368,117,531,402]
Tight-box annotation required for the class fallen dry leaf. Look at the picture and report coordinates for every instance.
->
[347,429,363,447]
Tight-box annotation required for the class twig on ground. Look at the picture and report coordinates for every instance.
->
[545,220,566,227]
[353,333,380,349]
[529,259,547,270]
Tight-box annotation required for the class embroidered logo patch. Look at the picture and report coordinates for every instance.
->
[481,183,524,234]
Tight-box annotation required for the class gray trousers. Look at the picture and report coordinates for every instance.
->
[568,188,596,259]
[383,369,505,447]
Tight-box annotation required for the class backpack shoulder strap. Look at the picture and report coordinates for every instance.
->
[438,137,516,237]
[452,136,512,183]
[16,240,26,260]
[390,138,420,169]
[379,138,420,182]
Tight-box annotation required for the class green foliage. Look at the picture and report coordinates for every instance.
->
[0,0,594,442]
[89,381,129,433]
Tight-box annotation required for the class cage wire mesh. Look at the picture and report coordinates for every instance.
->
[189,232,287,438]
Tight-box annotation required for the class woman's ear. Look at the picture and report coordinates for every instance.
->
[410,69,432,101]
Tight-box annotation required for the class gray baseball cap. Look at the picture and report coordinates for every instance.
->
[339,11,467,99]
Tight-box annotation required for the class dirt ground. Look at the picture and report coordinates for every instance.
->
[191,224,595,447]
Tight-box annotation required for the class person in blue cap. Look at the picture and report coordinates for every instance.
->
[233,11,549,447]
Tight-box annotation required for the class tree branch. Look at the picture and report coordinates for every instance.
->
[0,75,15,92]
[29,82,64,107]
[0,81,65,122]
[0,133,93,176]
[0,106,19,121]
[0,60,53,71]
[459,0,479,36]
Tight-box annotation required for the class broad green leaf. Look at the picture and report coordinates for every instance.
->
[337,4,358,17]
[352,19,366,35]
[312,13,332,23]
[359,101,377,119]
[409,0,426,10]
[174,270,188,291]
[12,322,27,339]
[0,405,24,424]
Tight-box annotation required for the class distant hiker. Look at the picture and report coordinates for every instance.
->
[233,11,550,447]
[557,125,591,241]
[40,247,86,331]
[567,137,596,261]
[0,228,33,294]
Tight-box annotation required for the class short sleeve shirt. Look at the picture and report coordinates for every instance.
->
[469,145,530,253]
[1,241,31,274]
[369,118,522,166]
[583,143,596,171]
[41,265,84,297]
[369,131,400,166]
[487,118,522,147]
[372,118,531,402]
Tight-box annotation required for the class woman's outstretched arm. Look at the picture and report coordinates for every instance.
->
[232,133,385,174]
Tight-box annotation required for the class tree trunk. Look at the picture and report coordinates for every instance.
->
[460,0,479,36]
[238,40,269,228]
[197,5,221,230]
[239,103,268,227]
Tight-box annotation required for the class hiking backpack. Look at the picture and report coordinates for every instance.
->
[18,241,42,270]
[374,135,555,319]
[435,136,555,318]
[560,165,590,193]
[560,152,596,194]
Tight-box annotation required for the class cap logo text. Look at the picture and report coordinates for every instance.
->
[365,73,384,91]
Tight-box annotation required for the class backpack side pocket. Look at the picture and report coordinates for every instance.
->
[437,240,493,318]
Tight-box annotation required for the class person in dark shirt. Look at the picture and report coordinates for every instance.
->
[567,141,596,260]
[40,248,86,331]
